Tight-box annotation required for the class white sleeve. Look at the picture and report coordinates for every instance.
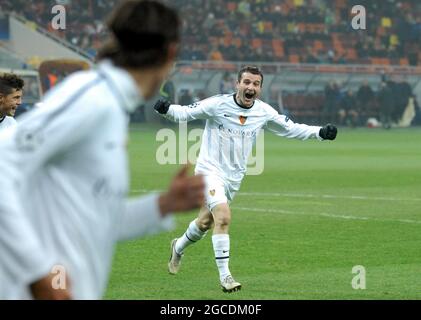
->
[117,194,175,241]
[0,97,108,287]
[0,168,56,287]
[163,96,217,122]
[264,106,322,140]
[14,100,108,176]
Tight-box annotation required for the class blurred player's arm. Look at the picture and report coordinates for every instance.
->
[0,153,68,299]
[118,194,174,241]
[0,178,58,298]
[117,165,205,241]
[265,107,337,140]
[154,97,216,122]
[0,100,109,299]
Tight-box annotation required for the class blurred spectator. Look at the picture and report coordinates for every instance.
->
[357,80,375,123]
[179,89,193,106]
[394,77,413,121]
[23,77,40,100]
[326,49,335,63]
[322,81,340,123]
[238,1,251,17]
[338,89,359,127]
[219,72,235,94]
[160,79,175,103]
[208,45,224,61]
[378,82,394,129]
[194,90,207,103]
[412,97,421,126]
[44,70,58,90]
[203,12,215,29]
[383,76,406,123]
[305,47,321,64]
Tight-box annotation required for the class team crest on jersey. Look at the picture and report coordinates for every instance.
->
[209,189,215,196]
[239,116,248,125]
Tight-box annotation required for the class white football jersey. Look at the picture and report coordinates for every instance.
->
[165,94,322,190]
[0,116,17,131]
[0,60,174,299]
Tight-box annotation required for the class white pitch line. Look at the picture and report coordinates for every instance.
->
[131,189,421,224]
[132,189,162,193]
[131,189,421,202]
[237,192,421,202]
[232,206,421,225]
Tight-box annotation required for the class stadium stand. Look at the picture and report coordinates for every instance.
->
[1,0,420,66]
[0,0,420,125]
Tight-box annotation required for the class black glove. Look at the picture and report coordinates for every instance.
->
[154,99,171,114]
[319,124,337,140]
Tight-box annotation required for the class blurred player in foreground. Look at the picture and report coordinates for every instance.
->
[0,0,204,299]
[0,73,24,131]
[154,66,337,292]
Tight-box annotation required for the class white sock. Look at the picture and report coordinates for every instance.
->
[212,234,231,281]
[175,219,207,254]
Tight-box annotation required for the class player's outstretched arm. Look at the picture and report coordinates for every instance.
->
[265,113,321,140]
[265,106,338,141]
[153,97,215,122]
[117,164,205,241]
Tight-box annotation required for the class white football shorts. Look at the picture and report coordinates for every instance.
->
[202,174,238,212]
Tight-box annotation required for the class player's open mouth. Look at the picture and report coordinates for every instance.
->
[244,92,255,100]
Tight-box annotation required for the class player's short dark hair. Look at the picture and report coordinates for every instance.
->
[0,73,24,95]
[97,0,180,69]
[237,66,264,87]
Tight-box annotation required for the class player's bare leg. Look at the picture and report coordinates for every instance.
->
[212,203,241,293]
[168,207,212,274]
[196,206,215,231]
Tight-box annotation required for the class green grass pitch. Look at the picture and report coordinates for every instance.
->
[105,124,421,299]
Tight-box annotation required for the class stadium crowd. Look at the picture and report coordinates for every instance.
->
[1,0,420,127]
[320,76,417,128]
[1,0,420,66]
[176,0,421,66]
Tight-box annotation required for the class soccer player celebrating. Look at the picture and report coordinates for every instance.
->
[154,66,337,292]
[0,1,204,299]
[0,73,24,131]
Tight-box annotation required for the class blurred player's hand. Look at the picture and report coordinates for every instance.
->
[30,273,72,300]
[154,99,171,114]
[319,124,337,140]
[159,164,205,215]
